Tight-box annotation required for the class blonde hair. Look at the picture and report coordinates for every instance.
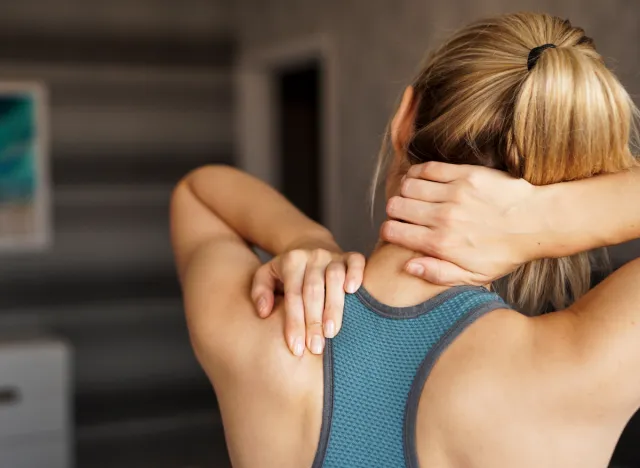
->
[374,12,639,315]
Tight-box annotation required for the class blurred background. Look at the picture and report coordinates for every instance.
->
[0,1,637,467]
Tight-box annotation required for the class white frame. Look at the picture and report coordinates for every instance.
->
[235,35,341,238]
[0,82,51,251]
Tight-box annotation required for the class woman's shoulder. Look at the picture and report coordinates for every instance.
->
[189,282,322,395]
[203,297,325,467]
[415,305,626,467]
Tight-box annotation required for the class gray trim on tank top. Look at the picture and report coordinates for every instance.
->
[355,285,490,319]
[403,300,510,468]
[311,338,334,468]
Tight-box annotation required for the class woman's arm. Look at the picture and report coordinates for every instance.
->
[171,165,363,356]
[172,164,338,281]
[533,166,640,258]
[383,162,640,285]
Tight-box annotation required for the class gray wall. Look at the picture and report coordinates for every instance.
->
[234,0,640,265]
[0,0,233,279]
[0,0,233,37]
[0,0,234,424]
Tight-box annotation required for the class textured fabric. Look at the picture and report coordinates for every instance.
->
[314,286,508,468]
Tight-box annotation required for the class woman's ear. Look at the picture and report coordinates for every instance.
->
[391,86,418,154]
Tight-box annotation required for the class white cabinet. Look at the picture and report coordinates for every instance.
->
[0,337,72,468]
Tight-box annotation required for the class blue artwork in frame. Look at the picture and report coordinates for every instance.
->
[0,84,50,250]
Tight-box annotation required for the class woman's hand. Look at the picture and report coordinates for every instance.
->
[383,162,543,285]
[251,248,365,356]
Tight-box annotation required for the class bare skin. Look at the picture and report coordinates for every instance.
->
[172,88,640,467]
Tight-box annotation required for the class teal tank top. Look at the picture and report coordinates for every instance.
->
[311,285,509,467]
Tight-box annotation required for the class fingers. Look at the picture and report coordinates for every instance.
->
[406,161,470,183]
[400,177,455,202]
[321,252,364,341]
[381,220,442,258]
[404,257,487,287]
[303,251,332,355]
[251,262,278,318]
[323,261,346,339]
[386,196,440,226]
[282,252,308,357]
[261,248,365,357]
[344,253,366,293]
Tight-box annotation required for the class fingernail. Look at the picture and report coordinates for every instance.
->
[324,320,335,338]
[293,337,304,357]
[310,335,324,355]
[407,263,425,276]
[346,281,357,294]
[257,296,267,316]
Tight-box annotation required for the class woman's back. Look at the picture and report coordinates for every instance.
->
[316,285,507,466]
[205,247,630,467]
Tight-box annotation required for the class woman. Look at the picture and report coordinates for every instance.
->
[171,13,640,468]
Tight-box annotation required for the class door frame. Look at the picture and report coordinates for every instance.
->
[235,35,341,238]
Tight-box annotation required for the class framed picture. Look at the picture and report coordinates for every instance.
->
[0,83,50,251]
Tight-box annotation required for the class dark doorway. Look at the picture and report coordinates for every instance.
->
[276,61,322,222]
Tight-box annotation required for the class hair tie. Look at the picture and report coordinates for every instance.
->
[527,44,556,71]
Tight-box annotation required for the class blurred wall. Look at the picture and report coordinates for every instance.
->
[0,0,233,423]
[0,0,233,37]
[234,0,640,265]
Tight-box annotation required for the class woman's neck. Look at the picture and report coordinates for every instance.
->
[361,242,452,307]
